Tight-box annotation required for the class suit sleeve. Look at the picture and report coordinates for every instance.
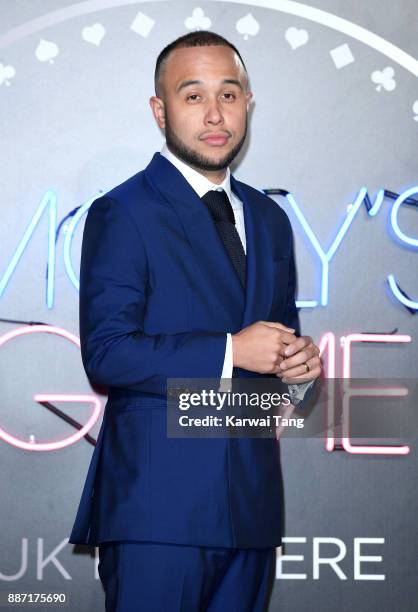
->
[278,211,320,407]
[280,215,301,335]
[79,196,227,394]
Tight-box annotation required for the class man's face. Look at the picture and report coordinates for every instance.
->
[150,45,252,173]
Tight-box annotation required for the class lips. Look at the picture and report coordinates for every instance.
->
[201,133,230,146]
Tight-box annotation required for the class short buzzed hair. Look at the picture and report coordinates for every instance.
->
[154,30,249,96]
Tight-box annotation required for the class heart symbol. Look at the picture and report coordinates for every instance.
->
[82,23,106,46]
[285,27,309,50]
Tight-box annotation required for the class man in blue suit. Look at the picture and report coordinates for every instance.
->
[69,30,321,611]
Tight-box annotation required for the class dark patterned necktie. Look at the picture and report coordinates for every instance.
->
[201,189,246,288]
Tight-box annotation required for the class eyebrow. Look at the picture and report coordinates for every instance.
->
[176,78,244,93]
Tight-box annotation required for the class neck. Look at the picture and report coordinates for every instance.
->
[190,165,227,184]
[164,143,228,185]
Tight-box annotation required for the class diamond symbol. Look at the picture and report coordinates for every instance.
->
[330,43,355,69]
[130,11,155,38]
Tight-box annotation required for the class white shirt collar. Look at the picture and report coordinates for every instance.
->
[160,142,237,207]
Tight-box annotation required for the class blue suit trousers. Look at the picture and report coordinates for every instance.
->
[98,541,276,611]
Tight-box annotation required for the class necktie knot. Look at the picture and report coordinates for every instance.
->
[201,189,235,224]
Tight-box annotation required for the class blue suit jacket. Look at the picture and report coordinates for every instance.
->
[68,152,309,549]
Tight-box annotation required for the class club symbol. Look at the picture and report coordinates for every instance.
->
[0,62,16,86]
[412,100,418,122]
[371,66,396,92]
[185,8,211,31]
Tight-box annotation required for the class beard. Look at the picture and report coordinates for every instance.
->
[164,111,247,171]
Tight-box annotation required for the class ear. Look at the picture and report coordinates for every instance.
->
[245,90,253,111]
[149,96,166,129]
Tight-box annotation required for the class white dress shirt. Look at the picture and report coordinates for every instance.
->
[160,142,314,403]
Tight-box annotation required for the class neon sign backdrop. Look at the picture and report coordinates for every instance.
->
[0,186,417,310]
[0,2,415,461]
[0,326,411,454]
[0,325,102,452]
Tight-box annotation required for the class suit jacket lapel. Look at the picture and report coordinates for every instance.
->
[144,153,275,329]
[144,153,245,325]
[230,175,275,328]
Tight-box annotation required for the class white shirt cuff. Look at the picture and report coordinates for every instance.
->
[218,333,233,392]
[221,333,233,378]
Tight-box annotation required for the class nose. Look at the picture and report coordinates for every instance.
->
[204,97,224,125]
